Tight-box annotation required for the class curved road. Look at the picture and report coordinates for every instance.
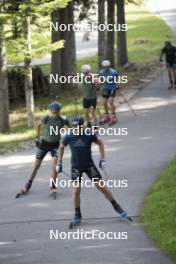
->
[0,70,176,263]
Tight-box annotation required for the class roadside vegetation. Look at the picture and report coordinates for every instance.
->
[142,160,176,262]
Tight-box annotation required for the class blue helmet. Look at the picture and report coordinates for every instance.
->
[49,102,62,111]
[71,116,84,126]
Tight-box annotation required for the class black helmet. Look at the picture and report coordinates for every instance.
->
[165,40,172,46]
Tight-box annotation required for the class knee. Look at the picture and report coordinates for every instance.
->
[109,100,114,106]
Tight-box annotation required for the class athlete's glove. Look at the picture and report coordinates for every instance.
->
[35,137,41,148]
[99,159,106,170]
[56,160,62,174]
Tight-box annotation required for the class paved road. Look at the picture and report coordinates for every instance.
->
[31,31,98,66]
[32,0,176,66]
[144,0,176,34]
[1,70,176,263]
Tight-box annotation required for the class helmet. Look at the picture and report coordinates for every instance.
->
[71,116,84,126]
[102,60,111,67]
[81,64,91,73]
[165,40,171,46]
[49,102,62,111]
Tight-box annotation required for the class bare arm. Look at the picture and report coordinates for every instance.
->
[58,144,65,161]
[36,123,42,137]
[95,138,105,159]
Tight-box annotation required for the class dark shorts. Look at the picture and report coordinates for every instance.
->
[36,139,60,160]
[103,89,117,99]
[71,164,102,182]
[83,98,97,109]
[166,61,176,68]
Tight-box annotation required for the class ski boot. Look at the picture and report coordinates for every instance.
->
[101,114,111,124]
[119,211,133,222]
[50,188,57,200]
[109,114,118,126]
[113,202,133,222]
[16,180,32,198]
[69,214,82,229]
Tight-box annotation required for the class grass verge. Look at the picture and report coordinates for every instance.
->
[142,160,176,262]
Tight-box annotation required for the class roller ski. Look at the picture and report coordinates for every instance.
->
[113,202,133,222]
[99,114,111,125]
[69,215,82,229]
[168,82,173,90]
[50,189,57,200]
[16,180,32,198]
[119,211,133,222]
[108,114,118,126]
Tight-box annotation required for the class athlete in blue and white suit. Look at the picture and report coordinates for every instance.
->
[99,60,119,124]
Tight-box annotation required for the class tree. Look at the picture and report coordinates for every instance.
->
[98,0,106,68]
[116,0,128,66]
[24,15,34,128]
[51,1,76,94]
[107,0,115,67]
[0,6,9,133]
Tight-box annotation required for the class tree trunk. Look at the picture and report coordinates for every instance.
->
[107,0,115,67]
[51,2,76,94]
[51,9,62,96]
[24,16,35,128]
[0,22,10,133]
[67,1,76,76]
[98,0,106,68]
[116,0,128,66]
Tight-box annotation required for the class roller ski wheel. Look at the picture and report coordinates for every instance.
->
[69,216,82,229]
[120,211,133,222]
[15,180,32,198]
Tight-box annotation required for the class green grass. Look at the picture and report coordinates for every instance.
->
[126,5,176,64]
[0,90,85,154]
[142,160,176,262]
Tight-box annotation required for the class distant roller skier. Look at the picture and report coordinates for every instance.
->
[71,65,100,127]
[99,60,119,125]
[160,41,176,89]
[56,116,132,228]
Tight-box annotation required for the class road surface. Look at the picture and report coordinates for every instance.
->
[0,70,176,263]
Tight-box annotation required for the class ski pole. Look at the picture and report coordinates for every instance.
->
[119,92,137,117]
[160,62,164,89]
[101,168,109,179]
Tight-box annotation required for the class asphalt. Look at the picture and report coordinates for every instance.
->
[0,68,176,263]
[144,0,176,34]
